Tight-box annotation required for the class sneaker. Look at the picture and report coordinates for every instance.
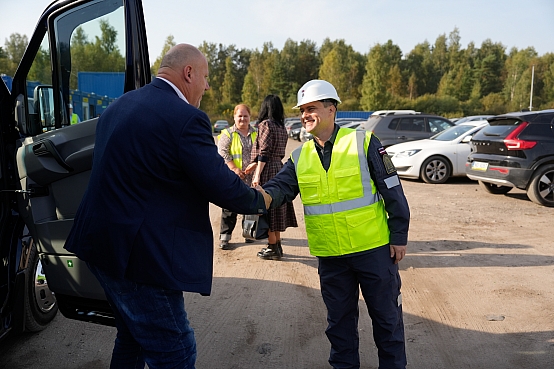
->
[244,239,254,243]
[219,240,231,250]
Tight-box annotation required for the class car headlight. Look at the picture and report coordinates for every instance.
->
[394,149,421,158]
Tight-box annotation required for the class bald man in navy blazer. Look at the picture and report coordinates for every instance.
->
[64,44,269,368]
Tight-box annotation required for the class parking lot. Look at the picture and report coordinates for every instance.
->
[1,138,553,369]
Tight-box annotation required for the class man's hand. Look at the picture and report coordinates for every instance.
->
[255,185,272,209]
[390,245,407,264]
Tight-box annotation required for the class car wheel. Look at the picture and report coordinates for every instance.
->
[24,238,58,332]
[478,180,512,195]
[527,164,554,207]
[420,156,451,184]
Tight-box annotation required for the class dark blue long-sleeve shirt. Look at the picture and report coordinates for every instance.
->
[263,125,410,246]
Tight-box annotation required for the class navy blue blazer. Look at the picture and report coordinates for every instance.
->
[64,78,266,295]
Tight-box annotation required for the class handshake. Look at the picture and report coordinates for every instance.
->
[255,185,272,209]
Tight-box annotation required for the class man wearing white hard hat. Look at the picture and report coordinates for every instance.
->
[262,80,410,369]
[69,103,81,124]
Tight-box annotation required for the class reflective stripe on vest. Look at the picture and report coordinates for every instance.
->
[291,130,380,215]
[220,128,256,170]
[291,128,389,256]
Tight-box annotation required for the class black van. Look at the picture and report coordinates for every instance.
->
[0,0,151,341]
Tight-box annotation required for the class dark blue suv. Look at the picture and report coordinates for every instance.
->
[466,110,554,206]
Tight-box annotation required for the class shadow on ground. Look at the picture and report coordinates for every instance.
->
[278,236,553,270]
[1,274,552,369]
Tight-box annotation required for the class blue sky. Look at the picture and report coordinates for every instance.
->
[1,0,552,65]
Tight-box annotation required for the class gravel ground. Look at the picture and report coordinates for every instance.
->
[1,138,553,369]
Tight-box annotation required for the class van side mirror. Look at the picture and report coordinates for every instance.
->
[461,135,472,143]
[32,85,55,135]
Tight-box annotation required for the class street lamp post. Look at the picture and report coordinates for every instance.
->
[529,65,535,111]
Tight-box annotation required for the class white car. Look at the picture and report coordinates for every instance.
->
[387,121,489,184]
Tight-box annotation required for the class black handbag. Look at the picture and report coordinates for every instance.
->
[242,214,269,240]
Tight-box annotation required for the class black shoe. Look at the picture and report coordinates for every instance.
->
[276,240,283,257]
[257,243,282,260]
[257,241,283,257]
[257,245,271,254]
[244,239,255,243]
[219,240,231,250]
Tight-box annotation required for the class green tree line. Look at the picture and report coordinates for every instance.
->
[3,27,554,122]
[151,28,554,121]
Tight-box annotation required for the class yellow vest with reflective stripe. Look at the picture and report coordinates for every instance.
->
[70,113,79,125]
[291,128,389,256]
[219,128,257,170]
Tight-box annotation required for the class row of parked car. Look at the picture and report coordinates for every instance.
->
[288,109,554,207]
[285,117,366,142]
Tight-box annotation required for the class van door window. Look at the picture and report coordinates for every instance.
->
[53,0,125,127]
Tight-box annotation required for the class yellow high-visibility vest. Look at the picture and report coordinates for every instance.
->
[291,128,389,256]
[219,128,257,170]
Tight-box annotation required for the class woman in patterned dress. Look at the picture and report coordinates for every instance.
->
[246,95,297,260]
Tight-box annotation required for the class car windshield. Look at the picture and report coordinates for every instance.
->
[455,115,492,124]
[454,117,470,124]
[431,125,475,141]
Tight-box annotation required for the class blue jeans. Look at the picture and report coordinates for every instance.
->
[87,262,197,369]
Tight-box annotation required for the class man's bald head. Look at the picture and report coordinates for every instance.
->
[156,43,210,108]
[158,43,205,74]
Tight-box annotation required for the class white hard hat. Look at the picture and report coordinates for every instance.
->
[293,80,341,109]
[68,103,73,109]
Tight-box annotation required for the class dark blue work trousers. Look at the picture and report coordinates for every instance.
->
[318,245,406,369]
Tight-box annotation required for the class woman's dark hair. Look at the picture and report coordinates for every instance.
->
[258,94,285,126]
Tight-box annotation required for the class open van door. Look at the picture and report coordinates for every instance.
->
[7,0,150,326]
